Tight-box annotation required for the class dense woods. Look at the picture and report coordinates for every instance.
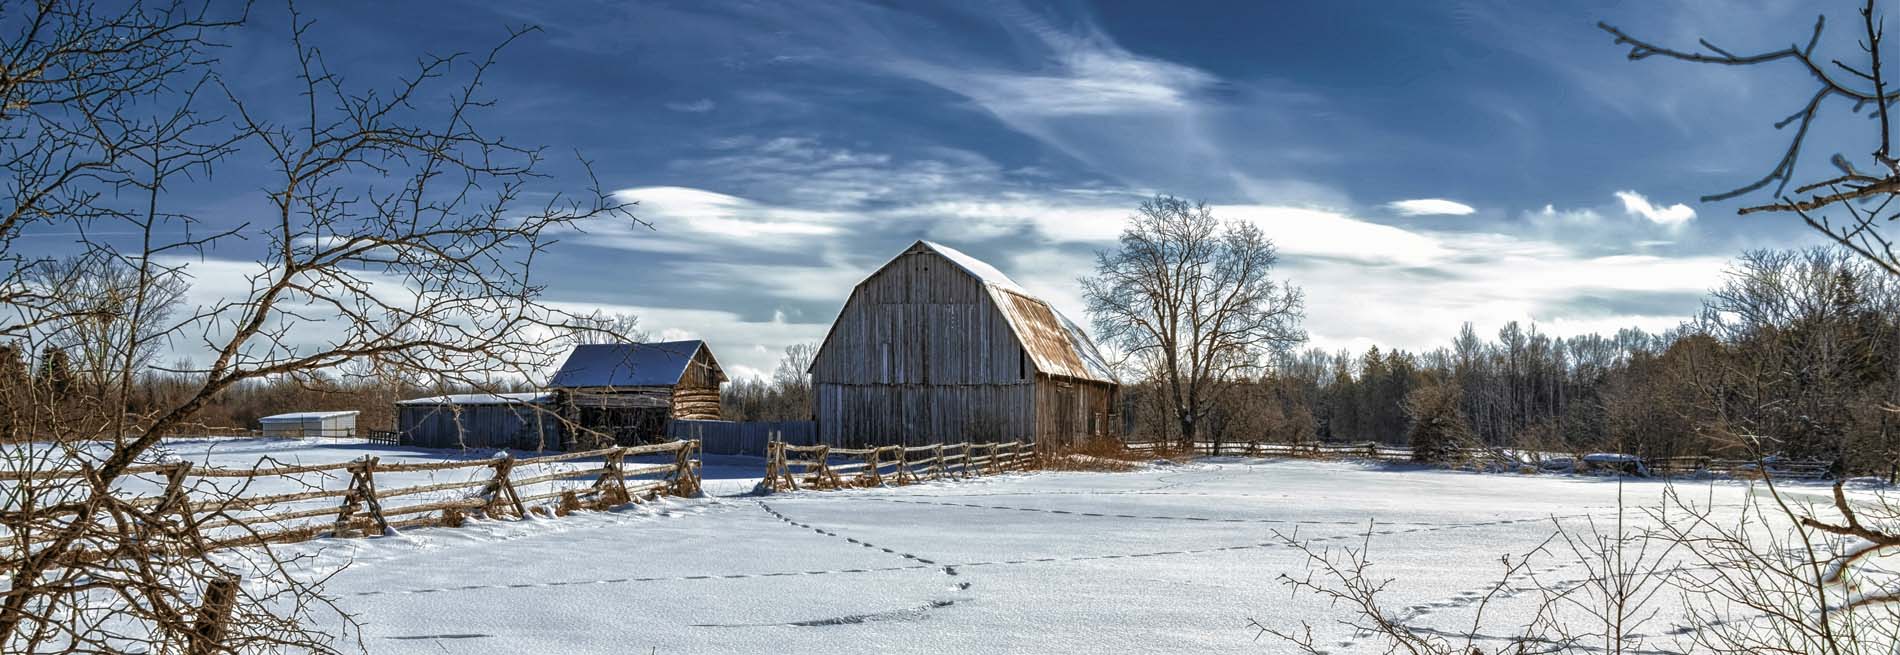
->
[1125,247,1900,474]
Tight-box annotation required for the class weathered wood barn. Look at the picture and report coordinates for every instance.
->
[810,241,1120,447]
[548,340,728,446]
[396,393,562,450]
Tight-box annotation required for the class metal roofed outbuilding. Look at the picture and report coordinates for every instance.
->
[257,410,359,439]
[395,392,562,450]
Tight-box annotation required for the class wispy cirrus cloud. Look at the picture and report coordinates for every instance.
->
[664,98,717,113]
[1385,198,1476,216]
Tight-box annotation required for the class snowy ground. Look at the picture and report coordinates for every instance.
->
[57,438,1881,653]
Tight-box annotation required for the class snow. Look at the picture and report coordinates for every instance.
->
[257,410,360,421]
[395,392,553,405]
[24,438,1891,653]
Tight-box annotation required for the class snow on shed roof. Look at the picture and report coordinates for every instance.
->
[912,241,1118,385]
[396,392,553,406]
[258,410,359,422]
[548,340,727,388]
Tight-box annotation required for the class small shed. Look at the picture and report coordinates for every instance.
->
[257,410,359,439]
[548,340,729,447]
[396,392,562,450]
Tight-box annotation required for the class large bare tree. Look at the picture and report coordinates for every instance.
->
[1082,196,1305,448]
[0,2,641,652]
[1601,0,1900,276]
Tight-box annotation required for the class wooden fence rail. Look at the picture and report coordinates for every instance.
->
[1120,440,1832,479]
[1,440,703,555]
[762,440,1034,492]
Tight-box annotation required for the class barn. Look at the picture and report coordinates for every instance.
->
[809,240,1120,447]
[548,340,729,447]
[395,392,562,450]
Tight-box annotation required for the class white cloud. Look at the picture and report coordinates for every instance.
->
[547,301,829,379]
[664,98,716,113]
[1615,190,1696,228]
[1385,198,1476,216]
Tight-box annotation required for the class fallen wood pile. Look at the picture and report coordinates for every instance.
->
[671,386,722,421]
[0,440,702,557]
[762,440,1035,492]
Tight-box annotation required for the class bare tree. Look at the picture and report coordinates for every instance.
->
[0,2,641,652]
[721,343,818,422]
[563,310,648,346]
[1082,195,1305,448]
[25,255,188,396]
[1601,0,1900,276]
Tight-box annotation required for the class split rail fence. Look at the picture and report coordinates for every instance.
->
[1122,440,1417,460]
[1648,455,1830,480]
[762,440,1035,492]
[1121,440,1833,479]
[0,440,702,556]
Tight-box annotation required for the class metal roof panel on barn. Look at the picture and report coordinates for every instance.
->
[915,241,1117,385]
[548,341,728,389]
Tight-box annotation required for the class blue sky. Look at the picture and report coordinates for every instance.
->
[46,0,1885,379]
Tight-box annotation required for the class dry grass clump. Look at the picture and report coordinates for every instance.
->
[1037,438,1173,472]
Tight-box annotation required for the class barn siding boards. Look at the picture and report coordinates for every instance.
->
[397,399,563,451]
[810,241,1120,447]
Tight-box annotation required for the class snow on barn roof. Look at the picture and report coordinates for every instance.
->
[548,340,728,388]
[395,392,553,406]
[257,410,359,422]
[912,241,1118,385]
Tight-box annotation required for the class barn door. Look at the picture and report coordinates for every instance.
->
[1055,382,1078,443]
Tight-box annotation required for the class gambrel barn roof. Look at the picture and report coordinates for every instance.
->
[818,240,1118,385]
[548,340,728,389]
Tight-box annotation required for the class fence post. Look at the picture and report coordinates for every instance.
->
[933,444,945,480]
[815,444,837,488]
[895,447,910,485]
[331,458,367,537]
[768,441,788,492]
[595,449,630,507]
[960,443,973,478]
[359,457,390,535]
[482,453,526,519]
[672,440,701,497]
[187,576,239,655]
[865,447,881,487]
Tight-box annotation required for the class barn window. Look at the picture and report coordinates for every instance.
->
[1018,351,1026,380]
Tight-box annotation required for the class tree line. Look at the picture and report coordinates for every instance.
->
[1120,247,1900,474]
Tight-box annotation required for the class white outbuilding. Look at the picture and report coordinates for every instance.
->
[257,410,360,439]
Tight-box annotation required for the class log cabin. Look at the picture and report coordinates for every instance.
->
[810,240,1120,447]
[547,340,728,447]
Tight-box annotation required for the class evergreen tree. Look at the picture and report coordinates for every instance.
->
[1405,381,1471,464]
[34,346,75,399]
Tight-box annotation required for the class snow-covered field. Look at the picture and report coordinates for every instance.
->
[127,438,1871,653]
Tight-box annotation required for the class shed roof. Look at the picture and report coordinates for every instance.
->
[876,241,1118,385]
[548,340,727,388]
[396,392,553,406]
[258,410,359,422]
